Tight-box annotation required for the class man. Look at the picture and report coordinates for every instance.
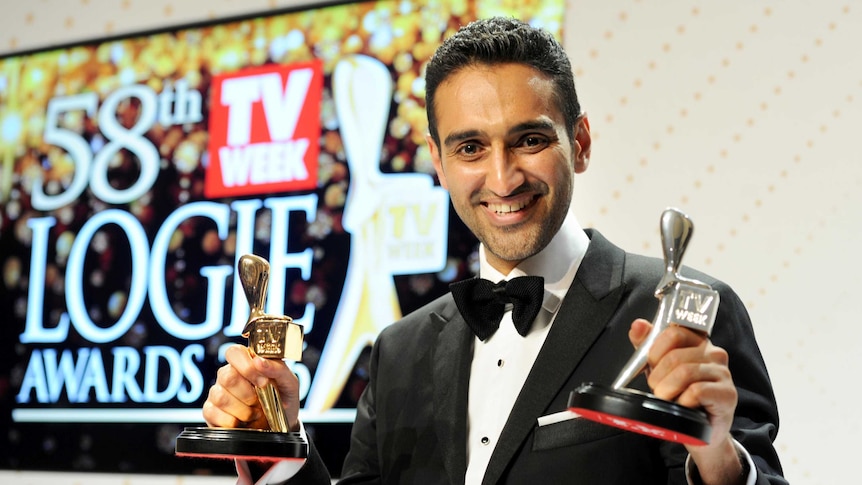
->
[204,17,786,484]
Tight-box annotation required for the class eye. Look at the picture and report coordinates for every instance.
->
[455,142,483,158]
[524,136,544,147]
[517,135,550,151]
[461,143,479,155]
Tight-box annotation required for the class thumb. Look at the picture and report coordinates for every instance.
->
[629,318,653,348]
[253,357,301,430]
[254,357,299,395]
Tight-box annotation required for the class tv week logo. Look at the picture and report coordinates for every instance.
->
[206,61,323,198]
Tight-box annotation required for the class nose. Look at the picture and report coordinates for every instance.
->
[485,145,525,197]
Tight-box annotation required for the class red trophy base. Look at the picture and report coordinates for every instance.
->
[175,427,308,461]
[568,383,711,446]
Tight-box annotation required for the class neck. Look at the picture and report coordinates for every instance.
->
[485,255,522,276]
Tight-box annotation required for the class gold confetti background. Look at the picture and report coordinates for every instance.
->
[0,0,858,483]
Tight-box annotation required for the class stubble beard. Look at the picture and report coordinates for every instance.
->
[474,183,572,267]
[481,221,556,265]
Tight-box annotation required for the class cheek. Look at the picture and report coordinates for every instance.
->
[552,150,576,177]
[446,179,471,208]
[548,160,575,195]
[445,165,481,193]
[436,171,449,190]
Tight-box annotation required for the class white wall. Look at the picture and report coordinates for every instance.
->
[563,3,860,483]
[2,0,858,483]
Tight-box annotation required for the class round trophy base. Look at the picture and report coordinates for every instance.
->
[175,427,308,461]
[568,382,711,446]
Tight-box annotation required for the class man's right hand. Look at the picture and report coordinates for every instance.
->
[202,344,302,432]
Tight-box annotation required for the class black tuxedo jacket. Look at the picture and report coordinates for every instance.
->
[290,230,786,484]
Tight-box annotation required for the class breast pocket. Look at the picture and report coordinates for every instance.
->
[532,416,625,451]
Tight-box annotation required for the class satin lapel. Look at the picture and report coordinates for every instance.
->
[431,298,474,485]
[482,230,627,485]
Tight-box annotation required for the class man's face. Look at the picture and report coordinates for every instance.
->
[428,63,591,274]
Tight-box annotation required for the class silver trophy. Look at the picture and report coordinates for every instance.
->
[568,208,719,445]
[176,254,308,460]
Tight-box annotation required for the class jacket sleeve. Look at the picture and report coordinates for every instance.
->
[234,424,332,485]
[333,332,384,484]
[283,437,334,484]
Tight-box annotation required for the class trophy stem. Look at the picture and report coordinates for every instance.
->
[611,297,672,389]
[256,382,289,433]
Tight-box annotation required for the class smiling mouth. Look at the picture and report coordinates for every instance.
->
[485,195,537,214]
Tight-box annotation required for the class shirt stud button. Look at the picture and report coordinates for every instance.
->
[481,437,490,445]
[497,359,504,367]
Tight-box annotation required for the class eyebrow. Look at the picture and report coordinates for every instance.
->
[442,129,481,149]
[442,119,557,149]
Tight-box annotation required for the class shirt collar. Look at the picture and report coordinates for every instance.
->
[478,210,590,315]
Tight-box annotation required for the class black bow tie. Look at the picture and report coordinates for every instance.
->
[449,276,545,341]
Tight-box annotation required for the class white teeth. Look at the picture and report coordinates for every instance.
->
[489,199,529,214]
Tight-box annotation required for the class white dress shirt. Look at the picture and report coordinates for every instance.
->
[465,210,589,483]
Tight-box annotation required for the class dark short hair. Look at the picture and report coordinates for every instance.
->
[425,17,581,148]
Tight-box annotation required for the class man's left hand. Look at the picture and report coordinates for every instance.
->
[629,318,745,484]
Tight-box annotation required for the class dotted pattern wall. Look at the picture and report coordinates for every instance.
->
[565,3,860,483]
[1,1,858,483]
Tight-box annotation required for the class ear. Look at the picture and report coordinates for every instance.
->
[573,115,591,174]
[427,134,449,189]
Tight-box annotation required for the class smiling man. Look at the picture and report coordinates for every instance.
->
[427,61,588,275]
[204,17,787,485]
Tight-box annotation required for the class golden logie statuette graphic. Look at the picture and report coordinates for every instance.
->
[175,254,307,461]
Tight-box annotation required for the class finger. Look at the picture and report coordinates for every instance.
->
[649,338,730,383]
[215,362,259,407]
[203,381,261,427]
[204,345,269,428]
[203,391,256,428]
[675,377,737,412]
[225,344,303,429]
[203,398,239,428]
[252,357,302,429]
[253,357,299,395]
[224,344,269,387]
[628,318,653,348]
[229,344,297,393]
[646,325,708,369]
[649,356,732,405]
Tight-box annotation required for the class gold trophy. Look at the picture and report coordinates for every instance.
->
[568,208,719,445]
[175,254,308,460]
